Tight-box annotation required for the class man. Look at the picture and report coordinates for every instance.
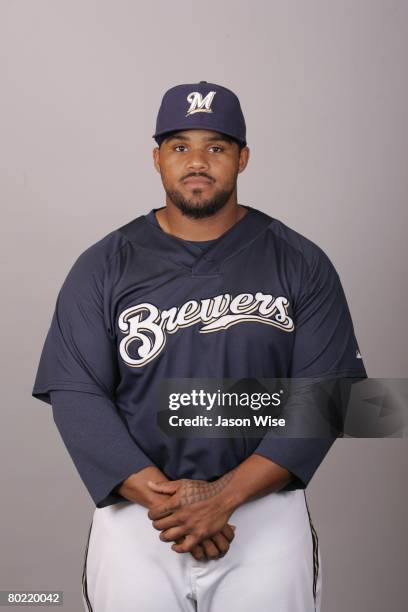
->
[32,81,367,612]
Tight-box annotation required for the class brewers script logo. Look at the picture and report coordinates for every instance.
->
[118,292,294,368]
[186,91,216,116]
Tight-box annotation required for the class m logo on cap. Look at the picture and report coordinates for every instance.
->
[186,91,216,116]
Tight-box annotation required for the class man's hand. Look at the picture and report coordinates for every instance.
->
[147,474,237,554]
[147,454,293,555]
[175,524,236,561]
[117,467,235,560]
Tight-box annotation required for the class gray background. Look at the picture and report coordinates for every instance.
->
[1,1,407,610]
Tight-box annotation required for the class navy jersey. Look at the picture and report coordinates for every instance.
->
[32,205,367,507]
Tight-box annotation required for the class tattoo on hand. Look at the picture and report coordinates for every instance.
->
[180,470,236,506]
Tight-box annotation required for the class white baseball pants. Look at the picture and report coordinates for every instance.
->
[82,489,322,612]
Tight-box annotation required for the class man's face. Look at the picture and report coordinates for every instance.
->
[153,129,249,219]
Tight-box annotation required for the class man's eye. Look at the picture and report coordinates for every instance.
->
[209,146,224,153]
[174,145,187,152]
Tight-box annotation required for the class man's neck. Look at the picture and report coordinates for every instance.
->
[155,202,248,241]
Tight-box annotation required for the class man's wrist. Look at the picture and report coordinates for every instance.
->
[217,455,293,512]
[218,485,244,514]
[118,466,168,506]
[214,469,245,513]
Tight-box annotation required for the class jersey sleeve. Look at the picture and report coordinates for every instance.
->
[32,242,119,402]
[50,390,154,508]
[32,242,155,507]
[254,438,335,489]
[254,245,367,488]
[289,245,367,379]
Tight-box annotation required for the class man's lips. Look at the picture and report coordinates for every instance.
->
[181,176,214,186]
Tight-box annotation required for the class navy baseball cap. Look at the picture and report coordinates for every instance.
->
[153,81,247,147]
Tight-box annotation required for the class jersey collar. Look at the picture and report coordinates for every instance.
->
[118,205,272,277]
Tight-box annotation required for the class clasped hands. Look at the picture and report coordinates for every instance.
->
[146,476,236,561]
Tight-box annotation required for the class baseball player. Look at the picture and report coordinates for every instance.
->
[32,81,367,612]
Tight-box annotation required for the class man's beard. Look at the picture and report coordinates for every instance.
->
[165,185,234,219]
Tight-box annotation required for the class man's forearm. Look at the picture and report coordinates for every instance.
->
[117,466,169,507]
[220,454,294,513]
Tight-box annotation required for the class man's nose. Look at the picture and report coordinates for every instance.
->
[186,150,210,171]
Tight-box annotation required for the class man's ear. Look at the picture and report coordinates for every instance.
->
[238,146,250,173]
[153,147,161,173]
